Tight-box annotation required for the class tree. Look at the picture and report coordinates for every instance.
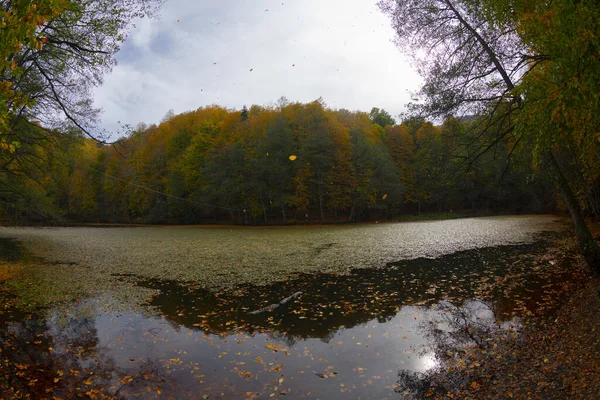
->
[1,0,162,152]
[0,0,67,130]
[240,105,249,121]
[387,124,416,206]
[486,0,600,269]
[0,0,163,218]
[298,101,337,223]
[258,116,296,224]
[379,0,600,274]
[369,107,395,128]
[413,122,446,213]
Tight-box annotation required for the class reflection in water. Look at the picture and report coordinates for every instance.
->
[0,310,111,398]
[392,299,511,399]
[125,237,559,340]
[0,237,575,398]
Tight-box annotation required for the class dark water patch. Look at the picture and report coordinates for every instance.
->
[0,297,429,398]
[0,289,31,327]
[0,237,26,262]
[46,260,78,266]
[0,309,130,399]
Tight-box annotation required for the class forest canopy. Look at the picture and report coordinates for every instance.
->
[0,101,554,225]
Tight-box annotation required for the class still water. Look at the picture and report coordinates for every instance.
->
[0,216,568,398]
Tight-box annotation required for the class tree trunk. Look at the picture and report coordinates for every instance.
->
[592,179,600,221]
[259,191,267,225]
[548,151,600,275]
[586,178,600,221]
[318,184,325,223]
[280,182,286,225]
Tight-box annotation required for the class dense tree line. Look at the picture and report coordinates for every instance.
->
[0,100,554,225]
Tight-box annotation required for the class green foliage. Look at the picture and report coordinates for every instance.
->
[369,107,395,127]
[0,101,553,224]
[1,0,162,140]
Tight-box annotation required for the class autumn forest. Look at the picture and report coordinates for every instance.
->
[2,100,555,225]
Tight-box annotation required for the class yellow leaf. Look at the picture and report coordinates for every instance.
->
[289,155,297,161]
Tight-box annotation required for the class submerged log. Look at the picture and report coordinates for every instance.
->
[248,291,303,315]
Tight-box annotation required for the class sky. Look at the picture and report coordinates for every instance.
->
[93,0,422,135]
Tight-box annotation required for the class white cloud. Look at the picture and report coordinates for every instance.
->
[93,0,421,136]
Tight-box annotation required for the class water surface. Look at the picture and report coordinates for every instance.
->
[0,216,570,398]
[1,215,561,289]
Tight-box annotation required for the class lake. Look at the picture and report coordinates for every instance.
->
[0,216,570,399]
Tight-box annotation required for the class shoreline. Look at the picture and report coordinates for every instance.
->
[0,212,555,229]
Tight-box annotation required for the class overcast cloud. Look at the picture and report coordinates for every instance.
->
[93,0,421,136]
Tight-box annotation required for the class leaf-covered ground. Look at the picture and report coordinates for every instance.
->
[472,237,600,399]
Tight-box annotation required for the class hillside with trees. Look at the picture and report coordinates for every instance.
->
[0,100,554,225]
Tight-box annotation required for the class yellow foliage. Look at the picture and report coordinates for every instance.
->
[0,263,22,282]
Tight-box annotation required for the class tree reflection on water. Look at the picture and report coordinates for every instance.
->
[394,299,528,399]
